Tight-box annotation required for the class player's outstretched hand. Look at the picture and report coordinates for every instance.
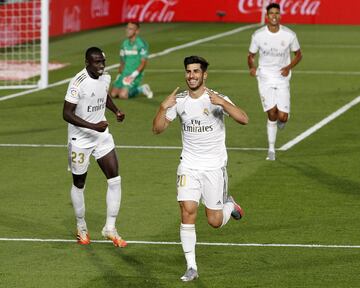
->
[161,87,179,110]
[206,88,225,106]
[93,121,109,132]
[116,110,125,122]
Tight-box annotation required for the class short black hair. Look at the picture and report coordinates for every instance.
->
[184,56,209,72]
[266,3,280,12]
[85,47,103,60]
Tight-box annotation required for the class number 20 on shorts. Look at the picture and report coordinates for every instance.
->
[177,174,186,187]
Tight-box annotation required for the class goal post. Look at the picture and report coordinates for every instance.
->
[0,0,49,89]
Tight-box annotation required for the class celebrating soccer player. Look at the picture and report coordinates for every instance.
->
[248,3,302,160]
[63,47,127,248]
[153,56,248,281]
[111,22,153,99]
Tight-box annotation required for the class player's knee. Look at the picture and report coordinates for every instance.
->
[74,181,85,189]
[279,114,288,123]
[207,216,222,228]
[118,90,129,99]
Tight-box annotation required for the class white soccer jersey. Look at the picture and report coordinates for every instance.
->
[65,68,111,148]
[249,25,300,84]
[166,90,232,170]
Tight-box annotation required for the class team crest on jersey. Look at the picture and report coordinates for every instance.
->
[203,108,209,116]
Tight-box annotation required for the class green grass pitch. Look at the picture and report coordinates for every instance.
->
[0,23,360,287]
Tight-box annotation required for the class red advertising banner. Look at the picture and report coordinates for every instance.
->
[122,0,360,25]
[49,0,123,37]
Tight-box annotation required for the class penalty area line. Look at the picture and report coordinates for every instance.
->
[279,95,360,151]
[0,238,360,249]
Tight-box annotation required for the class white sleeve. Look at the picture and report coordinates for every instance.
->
[249,34,259,54]
[165,104,177,121]
[222,96,234,117]
[65,78,80,104]
[290,34,301,51]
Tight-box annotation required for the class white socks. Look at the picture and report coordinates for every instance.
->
[221,201,234,227]
[267,119,277,152]
[180,223,197,271]
[70,184,86,228]
[105,176,121,230]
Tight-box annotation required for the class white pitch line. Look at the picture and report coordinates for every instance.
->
[0,143,267,151]
[279,95,360,151]
[0,237,360,249]
[146,68,360,76]
[0,24,259,102]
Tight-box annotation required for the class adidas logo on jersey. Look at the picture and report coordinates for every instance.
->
[216,200,222,205]
[91,92,96,97]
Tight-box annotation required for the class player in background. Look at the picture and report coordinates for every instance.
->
[63,47,127,248]
[153,56,248,282]
[248,2,302,160]
[111,22,153,99]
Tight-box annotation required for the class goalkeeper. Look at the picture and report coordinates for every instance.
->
[111,22,153,99]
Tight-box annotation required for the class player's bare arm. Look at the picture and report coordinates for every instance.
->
[106,95,125,122]
[63,100,108,132]
[247,52,257,77]
[280,49,303,76]
[207,89,248,125]
[152,87,179,134]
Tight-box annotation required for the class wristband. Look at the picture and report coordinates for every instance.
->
[130,70,139,78]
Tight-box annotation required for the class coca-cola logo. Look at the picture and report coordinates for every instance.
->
[91,0,110,18]
[63,6,81,33]
[123,0,178,22]
[238,0,321,15]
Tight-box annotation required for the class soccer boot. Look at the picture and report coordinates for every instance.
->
[76,226,90,245]
[266,150,276,161]
[142,84,153,99]
[101,227,127,248]
[180,268,199,282]
[227,196,245,220]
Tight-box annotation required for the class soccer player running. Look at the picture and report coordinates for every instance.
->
[63,47,127,248]
[153,56,248,281]
[248,3,302,160]
[111,22,153,99]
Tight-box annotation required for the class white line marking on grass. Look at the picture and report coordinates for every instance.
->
[1,238,360,249]
[0,24,259,102]
[146,68,360,76]
[0,143,267,151]
[279,95,360,151]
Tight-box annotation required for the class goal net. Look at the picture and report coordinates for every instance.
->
[0,0,48,89]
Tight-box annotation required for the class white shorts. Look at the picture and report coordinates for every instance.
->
[257,80,290,113]
[176,164,228,210]
[68,132,115,175]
